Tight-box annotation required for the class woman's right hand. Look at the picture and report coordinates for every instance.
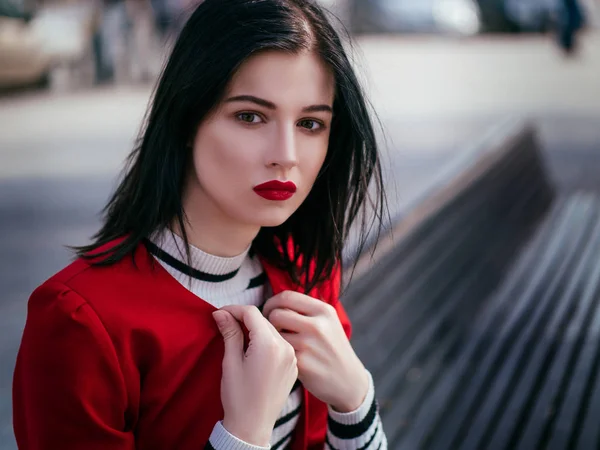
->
[212,305,298,447]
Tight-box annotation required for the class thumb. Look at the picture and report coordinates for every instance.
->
[213,310,243,364]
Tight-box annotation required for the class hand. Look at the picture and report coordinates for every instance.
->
[213,305,298,447]
[262,291,370,413]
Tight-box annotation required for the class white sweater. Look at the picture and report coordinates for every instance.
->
[149,230,387,450]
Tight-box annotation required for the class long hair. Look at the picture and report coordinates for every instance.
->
[75,0,387,293]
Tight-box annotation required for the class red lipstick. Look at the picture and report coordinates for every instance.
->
[253,180,297,201]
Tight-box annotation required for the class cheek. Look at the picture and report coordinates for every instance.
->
[192,123,255,185]
[301,140,329,186]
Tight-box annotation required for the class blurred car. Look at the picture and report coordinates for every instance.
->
[0,0,95,90]
[0,1,51,88]
[350,0,483,36]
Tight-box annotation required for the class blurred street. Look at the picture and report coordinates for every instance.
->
[1,28,599,448]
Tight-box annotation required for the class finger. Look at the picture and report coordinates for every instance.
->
[220,305,280,340]
[220,305,270,338]
[279,331,305,351]
[261,313,286,339]
[268,307,311,334]
[212,310,244,366]
[262,290,325,319]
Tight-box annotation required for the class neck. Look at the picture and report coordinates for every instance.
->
[178,185,260,258]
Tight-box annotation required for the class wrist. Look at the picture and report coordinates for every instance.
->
[222,417,272,447]
[330,367,370,413]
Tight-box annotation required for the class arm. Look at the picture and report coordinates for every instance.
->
[13,281,135,450]
[14,282,282,450]
[325,370,387,450]
[312,267,388,450]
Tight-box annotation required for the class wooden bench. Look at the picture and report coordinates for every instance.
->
[342,120,600,450]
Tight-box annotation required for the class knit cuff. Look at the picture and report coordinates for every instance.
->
[209,421,271,450]
[327,369,375,425]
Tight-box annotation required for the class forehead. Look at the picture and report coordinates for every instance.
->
[226,50,335,106]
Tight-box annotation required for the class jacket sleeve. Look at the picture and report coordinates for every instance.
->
[13,281,136,450]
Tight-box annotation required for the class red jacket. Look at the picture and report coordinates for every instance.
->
[13,239,351,450]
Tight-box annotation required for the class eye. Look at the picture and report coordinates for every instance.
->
[298,119,324,131]
[236,112,263,124]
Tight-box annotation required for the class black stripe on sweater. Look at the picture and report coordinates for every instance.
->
[204,441,216,450]
[272,430,295,450]
[144,239,239,282]
[274,403,301,429]
[327,397,378,440]
[247,272,267,289]
[327,423,381,450]
[291,379,301,393]
[326,435,335,450]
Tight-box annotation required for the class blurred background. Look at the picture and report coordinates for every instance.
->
[0,0,599,448]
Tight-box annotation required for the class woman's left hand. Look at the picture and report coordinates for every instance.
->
[262,290,370,413]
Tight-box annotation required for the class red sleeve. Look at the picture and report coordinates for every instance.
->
[330,264,352,340]
[13,281,135,450]
[306,264,352,450]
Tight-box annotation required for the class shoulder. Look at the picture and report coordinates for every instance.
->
[25,280,115,347]
[32,236,149,317]
[17,281,130,424]
[22,278,125,379]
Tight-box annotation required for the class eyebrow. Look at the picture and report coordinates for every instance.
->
[225,95,333,114]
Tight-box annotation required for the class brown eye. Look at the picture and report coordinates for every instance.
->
[237,113,261,123]
[298,119,322,131]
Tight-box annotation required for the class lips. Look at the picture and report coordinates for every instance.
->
[253,180,297,201]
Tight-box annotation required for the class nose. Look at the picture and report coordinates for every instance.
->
[265,123,298,171]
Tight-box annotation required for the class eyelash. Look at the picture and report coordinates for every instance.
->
[235,112,325,133]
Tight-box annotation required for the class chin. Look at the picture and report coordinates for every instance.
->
[249,209,294,228]
[258,216,291,228]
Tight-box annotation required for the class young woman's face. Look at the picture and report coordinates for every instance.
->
[186,50,335,230]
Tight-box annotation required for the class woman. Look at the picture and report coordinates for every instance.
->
[13,0,388,448]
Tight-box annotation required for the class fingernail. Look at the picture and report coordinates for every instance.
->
[212,311,227,328]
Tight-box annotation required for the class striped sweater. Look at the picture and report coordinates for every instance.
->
[149,230,387,450]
